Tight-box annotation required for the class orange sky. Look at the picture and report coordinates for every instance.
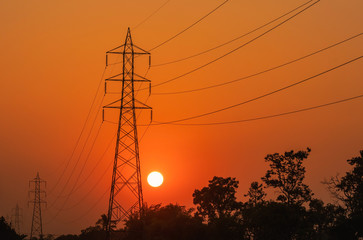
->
[0,0,362,236]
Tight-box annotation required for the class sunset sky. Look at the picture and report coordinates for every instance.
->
[0,0,362,236]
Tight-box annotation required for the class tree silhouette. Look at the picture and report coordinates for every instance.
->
[123,203,206,240]
[262,148,313,205]
[325,150,363,238]
[244,181,266,206]
[193,176,243,240]
[0,216,25,240]
[193,176,242,222]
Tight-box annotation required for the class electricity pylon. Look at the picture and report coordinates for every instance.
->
[103,28,151,239]
[29,172,46,240]
[11,203,23,234]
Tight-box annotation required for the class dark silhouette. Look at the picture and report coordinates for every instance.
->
[244,181,266,206]
[262,147,313,205]
[324,150,363,238]
[193,176,243,240]
[0,216,25,240]
[123,204,206,240]
[53,148,363,240]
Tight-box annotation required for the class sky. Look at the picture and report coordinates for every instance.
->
[0,0,362,236]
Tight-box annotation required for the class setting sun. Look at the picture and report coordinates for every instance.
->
[147,171,164,187]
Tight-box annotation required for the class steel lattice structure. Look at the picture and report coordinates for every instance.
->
[29,172,46,240]
[11,203,22,234]
[104,28,151,238]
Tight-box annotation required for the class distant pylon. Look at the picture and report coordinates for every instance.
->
[29,172,46,240]
[11,203,23,234]
[103,27,151,239]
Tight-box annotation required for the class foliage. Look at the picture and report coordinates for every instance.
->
[244,181,266,206]
[193,176,243,240]
[193,176,242,222]
[123,203,206,240]
[261,147,313,205]
[0,216,25,240]
[54,149,363,240]
[54,234,78,240]
[242,201,310,240]
[325,150,363,238]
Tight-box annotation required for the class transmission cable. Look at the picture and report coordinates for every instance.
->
[149,0,230,52]
[150,0,321,89]
[152,0,315,67]
[153,33,362,95]
[48,67,106,194]
[55,120,104,198]
[162,94,363,126]
[133,0,172,31]
[61,132,116,195]
[48,47,124,202]
[64,118,153,220]
[67,187,110,224]
[152,56,362,124]
[45,124,104,224]
[48,95,105,206]
[50,71,152,215]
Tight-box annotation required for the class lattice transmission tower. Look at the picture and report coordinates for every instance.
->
[103,28,151,239]
[29,172,46,240]
[11,203,23,234]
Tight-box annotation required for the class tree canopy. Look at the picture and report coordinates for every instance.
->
[261,147,313,205]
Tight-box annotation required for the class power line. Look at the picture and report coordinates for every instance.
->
[63,133,117,195]
[56,121,104,198]
[150,0,321,89]
[160,94,363,126]
[133,0,172,30]
[47,49,125,211]
[151,0,315,67]
[67,120,153,224]
[149,0,230,52]
[48,67,107,194]
[45,125,104,224]
[67,187,110,224]
[153,33,362,95]
[48,100,104,207]
[152,55,362,124]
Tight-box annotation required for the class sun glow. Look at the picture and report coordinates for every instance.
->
[147,171,164,187]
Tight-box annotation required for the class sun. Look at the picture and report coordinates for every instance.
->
[147,171,163,187]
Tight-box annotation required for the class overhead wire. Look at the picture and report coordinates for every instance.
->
[65,113,153,220]
[153,33,362,95]
[162,94,363,126]
[61,139,115,211]
[62,133,117,195]
[48,44,124,206]
[64,69,151,203]
[151,0,315,67]
[67,187,110,224]
[133,0,172,31]
[55,121,104,198]
[48,57,152,220]
[48,94,105,205]
[149,0,321,90]
[48,67,107,194]
[152,55,362,124]
[148,0,230,52]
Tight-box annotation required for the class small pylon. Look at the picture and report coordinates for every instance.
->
[11,203,23,234]
[103,28,151,239]
[29,172,46,240]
